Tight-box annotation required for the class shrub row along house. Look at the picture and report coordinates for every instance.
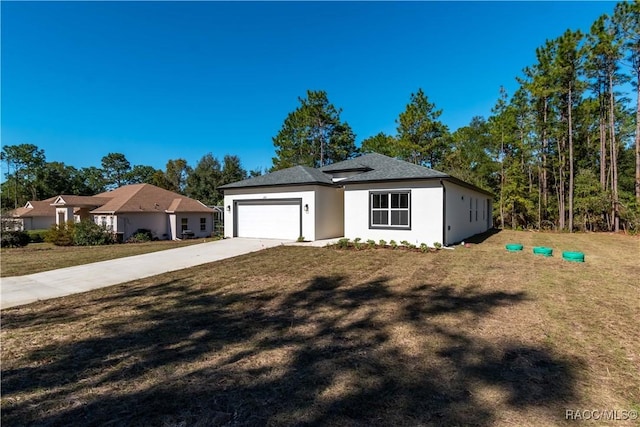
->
[220,153,493,246]
[8,183,215,241]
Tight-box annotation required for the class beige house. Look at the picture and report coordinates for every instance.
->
[5,197,58,231]
[10,184,214,241]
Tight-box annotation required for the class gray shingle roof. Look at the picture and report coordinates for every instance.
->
[221,153,492,196]
[323,153,449,183]
[219,165,335,189]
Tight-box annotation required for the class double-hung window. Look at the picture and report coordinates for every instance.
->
[370,191,410,229]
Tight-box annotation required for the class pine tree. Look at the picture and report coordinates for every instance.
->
[612,1,640,202]
[271,90,356,170]
[396,89,449,168]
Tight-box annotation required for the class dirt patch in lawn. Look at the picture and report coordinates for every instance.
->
[1,230,638,426]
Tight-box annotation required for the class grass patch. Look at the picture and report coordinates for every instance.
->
[1,230,638,426]
[0,238,216,277]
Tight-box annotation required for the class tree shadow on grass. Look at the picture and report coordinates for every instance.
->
[1,274,581,426]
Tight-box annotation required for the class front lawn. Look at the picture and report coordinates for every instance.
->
[0,238,216,277]
[1,230,638,426]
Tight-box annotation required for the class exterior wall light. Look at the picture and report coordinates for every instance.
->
[304,204,309,212]
[226,205,231,212]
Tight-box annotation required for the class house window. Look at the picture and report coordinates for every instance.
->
[181,218,188,231]
[200,217,206,231]
[101,216,107,227]
[108,216,114,231]
[476,199,478,221]
[370,192,410,229]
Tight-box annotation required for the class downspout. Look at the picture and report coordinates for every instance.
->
[440,179,447,246]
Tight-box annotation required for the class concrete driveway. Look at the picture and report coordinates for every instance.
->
[0,238,288,309]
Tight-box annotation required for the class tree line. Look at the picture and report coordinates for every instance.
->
[271,2,639,233]
[0,147,260,208]
[2,2,637,232]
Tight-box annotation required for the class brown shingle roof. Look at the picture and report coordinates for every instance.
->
[52,195,112,207]
[10,197,57,218]
[11,185,213,217]
[91,184,214,214]
[165,198,212,213]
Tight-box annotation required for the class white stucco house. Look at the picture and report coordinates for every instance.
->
[10,184,215,241]
[220,153,493,246]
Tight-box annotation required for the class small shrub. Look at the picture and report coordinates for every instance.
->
[420,243,429,253]
[389,240,398,249]
[378,239,387,247]
[128,229,153,243]
[1,230,30,248]
[353,237,362,250]
[45,222,75,246]
[297,236,305,242]
[366,239,376,249]
[74,220,114,246]
[433,242,442,249]
[336,238,350,249]
[27,229,48,243]
[400,240,411,246]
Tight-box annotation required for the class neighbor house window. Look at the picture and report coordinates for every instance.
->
[181,218,188,231]
[101,216,107,227]
[370,191,410,228]
[200,217,206,231]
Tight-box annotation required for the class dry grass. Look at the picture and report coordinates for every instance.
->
[0,239,216,277]
[1,230,638,426]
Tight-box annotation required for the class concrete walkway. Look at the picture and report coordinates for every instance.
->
[0,238,288,309]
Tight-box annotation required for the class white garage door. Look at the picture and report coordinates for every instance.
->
[235,200,301,240]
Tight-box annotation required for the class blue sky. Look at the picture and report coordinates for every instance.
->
[1,1,620,176]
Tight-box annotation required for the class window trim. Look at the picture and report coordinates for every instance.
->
[369,191,411,230]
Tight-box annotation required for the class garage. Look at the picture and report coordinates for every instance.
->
[234,199,302,240]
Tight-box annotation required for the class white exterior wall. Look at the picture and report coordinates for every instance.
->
[314,186,344,239]
[172,213,213,239]
[55,207,74,224]
[343,181,444,246]
[223,186,321,241]
[115,212,168,241]
[443,181,492,245]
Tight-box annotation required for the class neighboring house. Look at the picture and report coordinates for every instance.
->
[10,184,214,241]
[5,197,58,231]
[220,153,494,246]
